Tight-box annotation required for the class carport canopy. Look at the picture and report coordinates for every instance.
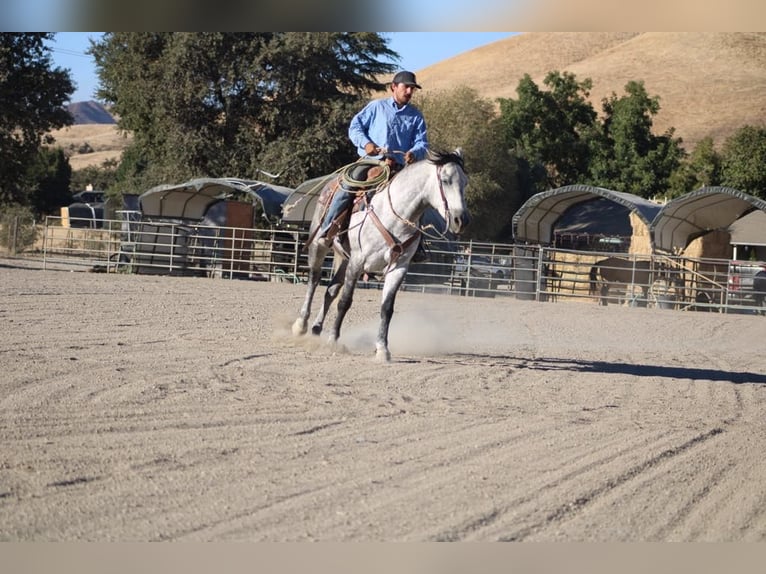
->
[512,184,663,245]
[280,174,336,224]
[650,186,766,253]
[728,209,766,247]
[139,177,294,221]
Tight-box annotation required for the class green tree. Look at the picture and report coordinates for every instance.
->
[70,159,119,196]
[720,125,766,199]
[666,136,722,198]
[0,204,38,254]
[419,85,520,241]
[589,80,683,198]
[0,33,74,206]
[25,147,72,217]
[90,32,397,195]
[497,71,598,194]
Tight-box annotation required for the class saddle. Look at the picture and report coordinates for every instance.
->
[317,162,393,242]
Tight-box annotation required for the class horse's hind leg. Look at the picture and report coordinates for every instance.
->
[328,264,359,348]
[292,266,322,336]
[293,243,328,336]
[310,257,348,335]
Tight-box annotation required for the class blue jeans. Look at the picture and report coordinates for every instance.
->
[320,163,373,235]
[320,184,356,235]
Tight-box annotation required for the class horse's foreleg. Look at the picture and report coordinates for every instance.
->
[375,269,407,362]
[327,264,359,347]
[311,258,348,336]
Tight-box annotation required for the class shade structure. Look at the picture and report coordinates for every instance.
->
[280,174,337,224]
[728,209,766,247]
[650,186,766,253]
[512,184,662,245]
[139,177,293,221]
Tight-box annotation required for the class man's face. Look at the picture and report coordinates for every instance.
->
[392,82,416,106]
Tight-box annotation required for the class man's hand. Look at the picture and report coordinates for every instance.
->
[364,142,379,156]
[404,151,416,164]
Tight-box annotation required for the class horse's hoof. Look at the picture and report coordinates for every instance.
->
[326,336,348,355]
[374,348,391,363]
[292,319,307,336]
[311,324,323,336]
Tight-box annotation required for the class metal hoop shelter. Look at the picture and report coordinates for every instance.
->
[139,177,294,223]
[650,186,766,254]
[512,184,662,246]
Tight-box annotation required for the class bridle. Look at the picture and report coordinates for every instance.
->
[362,162,459,267]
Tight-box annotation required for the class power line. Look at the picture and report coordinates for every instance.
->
[51,47,90,58]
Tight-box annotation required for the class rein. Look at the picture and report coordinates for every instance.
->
[385,163,453,238]
[365,163,454,268]
[364,202,420,267]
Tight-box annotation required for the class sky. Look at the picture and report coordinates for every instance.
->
[46,32,518,103]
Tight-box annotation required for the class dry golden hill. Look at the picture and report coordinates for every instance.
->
[415,32,766,150]
[49,123,131,171]
[50,32,766,171]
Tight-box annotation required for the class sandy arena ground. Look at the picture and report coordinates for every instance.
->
[1,258,765,542]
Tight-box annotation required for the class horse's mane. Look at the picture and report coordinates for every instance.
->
[426,148,466,172]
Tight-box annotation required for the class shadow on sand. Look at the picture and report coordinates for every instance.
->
[443,353,766,385]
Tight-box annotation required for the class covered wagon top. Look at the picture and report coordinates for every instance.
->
[512,184,663,245]
[650,186,766,253]
[139,177,293,221]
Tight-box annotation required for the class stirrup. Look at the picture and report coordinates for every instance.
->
[316,234,333,249]
[332,236,350,260]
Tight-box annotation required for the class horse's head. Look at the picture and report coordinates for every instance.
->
[426,148,471,235]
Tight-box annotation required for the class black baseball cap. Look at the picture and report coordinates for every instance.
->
[392,71,422,89]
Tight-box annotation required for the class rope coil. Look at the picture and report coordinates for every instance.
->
[339,159,390,190]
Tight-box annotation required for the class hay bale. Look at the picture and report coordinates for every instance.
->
[628,212,652,255]
[683,229,732,259]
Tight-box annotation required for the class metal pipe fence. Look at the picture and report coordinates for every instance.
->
[18,215,766,315]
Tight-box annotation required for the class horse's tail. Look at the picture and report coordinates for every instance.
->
[589,264,599,295]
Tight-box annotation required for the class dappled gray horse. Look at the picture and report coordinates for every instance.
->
[293,149,470,362]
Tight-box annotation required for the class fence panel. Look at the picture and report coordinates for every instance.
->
[30,216,766,316]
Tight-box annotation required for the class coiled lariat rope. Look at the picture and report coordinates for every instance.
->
[339,158,390,190]
[300,157,390,250]
[307,151,452,252]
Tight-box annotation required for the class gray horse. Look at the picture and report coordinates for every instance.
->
[292,149,470,362]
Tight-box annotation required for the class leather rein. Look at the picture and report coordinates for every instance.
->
[363,164,451,267]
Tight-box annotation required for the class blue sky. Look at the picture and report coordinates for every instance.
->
[46,32,517,103]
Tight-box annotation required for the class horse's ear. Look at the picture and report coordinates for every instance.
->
[453,147,463,158]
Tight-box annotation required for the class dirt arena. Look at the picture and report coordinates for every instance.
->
[1,257,765,542]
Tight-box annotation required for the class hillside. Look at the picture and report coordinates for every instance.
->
[50,33,766,171]
[415,32,766,150]
[65,100,116,125]
[49,123,130,171]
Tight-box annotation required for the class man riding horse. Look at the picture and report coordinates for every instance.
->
[317,70,429,261]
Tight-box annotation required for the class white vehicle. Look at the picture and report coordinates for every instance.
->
[727,260,766,310]
[454,254,510,280]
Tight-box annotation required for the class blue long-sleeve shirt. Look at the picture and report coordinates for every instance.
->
[348,96,429,166]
